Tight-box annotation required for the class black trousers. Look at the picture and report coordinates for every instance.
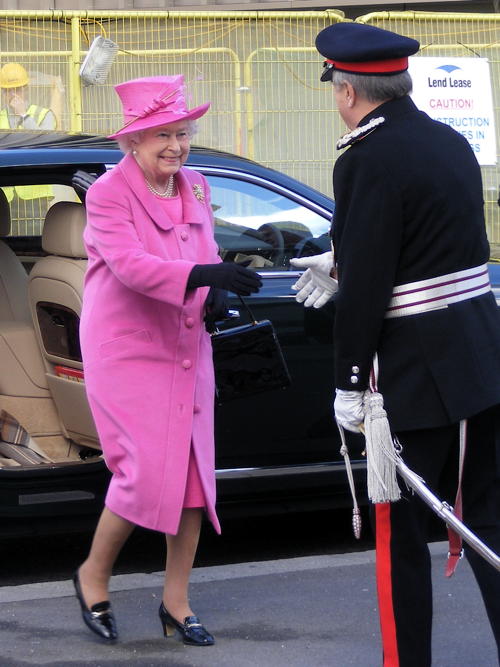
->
[374,405,500,667]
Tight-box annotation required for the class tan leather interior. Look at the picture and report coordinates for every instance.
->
[0,189,31,322]
[0,191,73,464]
[41,201,87,258]
[0,190,49,397]
[0,322,49,396]
[28,201,99,448]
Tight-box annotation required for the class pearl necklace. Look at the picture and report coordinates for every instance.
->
[145,175,175,198]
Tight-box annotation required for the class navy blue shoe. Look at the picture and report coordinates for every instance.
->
[159,602,214,646]
[73,570,117,641]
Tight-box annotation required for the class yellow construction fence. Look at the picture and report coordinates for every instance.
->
[0,10,498,243]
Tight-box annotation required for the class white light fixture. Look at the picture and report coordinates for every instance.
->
[80,36,119,86]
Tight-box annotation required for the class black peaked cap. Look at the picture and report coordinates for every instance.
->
[316,23,420,81]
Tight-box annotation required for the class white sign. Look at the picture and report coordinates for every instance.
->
[409,57,497,165]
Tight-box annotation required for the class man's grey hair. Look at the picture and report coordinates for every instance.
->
[117,119,199,153]
[331,70,413,103]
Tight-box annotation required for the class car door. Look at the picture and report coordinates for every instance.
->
[199,167,353,474]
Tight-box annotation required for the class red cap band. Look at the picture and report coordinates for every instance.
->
[325,57,408,74]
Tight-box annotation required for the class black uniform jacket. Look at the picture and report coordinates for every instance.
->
[332,95,500,431]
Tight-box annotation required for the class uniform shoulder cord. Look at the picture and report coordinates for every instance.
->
[337,424,362,540]
[369,352,467,576]
[335,351,467,570]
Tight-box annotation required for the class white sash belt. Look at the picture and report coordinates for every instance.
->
[385,264,491,319]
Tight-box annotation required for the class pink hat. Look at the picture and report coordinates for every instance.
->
[108,75,210,139]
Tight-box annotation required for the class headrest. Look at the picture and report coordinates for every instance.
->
[0,188,11,236]
[42,202,87,258]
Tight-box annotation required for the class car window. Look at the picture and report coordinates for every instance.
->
[3,184,80,236]
[206,175,331,270]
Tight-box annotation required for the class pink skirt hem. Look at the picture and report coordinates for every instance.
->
[183,448,206,508]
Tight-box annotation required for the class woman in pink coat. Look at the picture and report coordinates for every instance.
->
[73,75,261,647]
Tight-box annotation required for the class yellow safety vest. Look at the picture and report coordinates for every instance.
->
[0,105,54,201]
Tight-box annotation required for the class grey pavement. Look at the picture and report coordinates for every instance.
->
[0,541,497,667]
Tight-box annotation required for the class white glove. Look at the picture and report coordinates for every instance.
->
[334,389,365,433]
[290,251,338,309]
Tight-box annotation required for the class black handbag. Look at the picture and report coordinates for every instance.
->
[211,296,291,404]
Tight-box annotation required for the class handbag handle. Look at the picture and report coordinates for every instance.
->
[237,294,258,324]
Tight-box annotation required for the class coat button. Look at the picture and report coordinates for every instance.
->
[180,231,189,241]
[182,359,192,369]
[193,404,201,414]
[350,375,359,384]
[185,317,195,328]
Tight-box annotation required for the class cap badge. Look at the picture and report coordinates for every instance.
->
[337,116,385,150]
[193,184,205,201]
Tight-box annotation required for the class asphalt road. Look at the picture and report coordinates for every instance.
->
[0,508,378,586]
[2,509,497,666]
[1,542,497,666]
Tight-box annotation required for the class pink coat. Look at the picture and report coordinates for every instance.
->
[80,153,221,535]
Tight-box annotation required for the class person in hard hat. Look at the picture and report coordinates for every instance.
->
[0,63,60,224]
[0,63,56,130]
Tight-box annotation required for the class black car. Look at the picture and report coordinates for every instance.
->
[0,133,367,537]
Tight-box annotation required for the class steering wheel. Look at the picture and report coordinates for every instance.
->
[257,223,285,267]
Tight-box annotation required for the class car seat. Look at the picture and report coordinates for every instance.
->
[0,189,65,464]
[0,188,31,322]
[28,201,99,449]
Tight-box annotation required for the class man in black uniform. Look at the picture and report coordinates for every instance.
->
[291,22,500,667]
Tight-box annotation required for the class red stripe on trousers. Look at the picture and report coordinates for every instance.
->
[375,503,399,667]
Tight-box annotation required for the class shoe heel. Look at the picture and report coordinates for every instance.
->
[161,620,176,638]
[159,602,176,638]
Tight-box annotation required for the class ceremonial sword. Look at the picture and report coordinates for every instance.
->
[396,458,500,572]
[340,405,500,572]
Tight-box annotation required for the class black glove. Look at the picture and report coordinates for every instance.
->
[72,170,97,203]
[204,287,229,333]
[187,262,262,296]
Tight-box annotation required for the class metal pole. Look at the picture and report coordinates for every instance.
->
[69,17,83,133]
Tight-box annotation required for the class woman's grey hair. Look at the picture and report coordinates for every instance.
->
[117,119,199,153]
[331,69,413,103]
